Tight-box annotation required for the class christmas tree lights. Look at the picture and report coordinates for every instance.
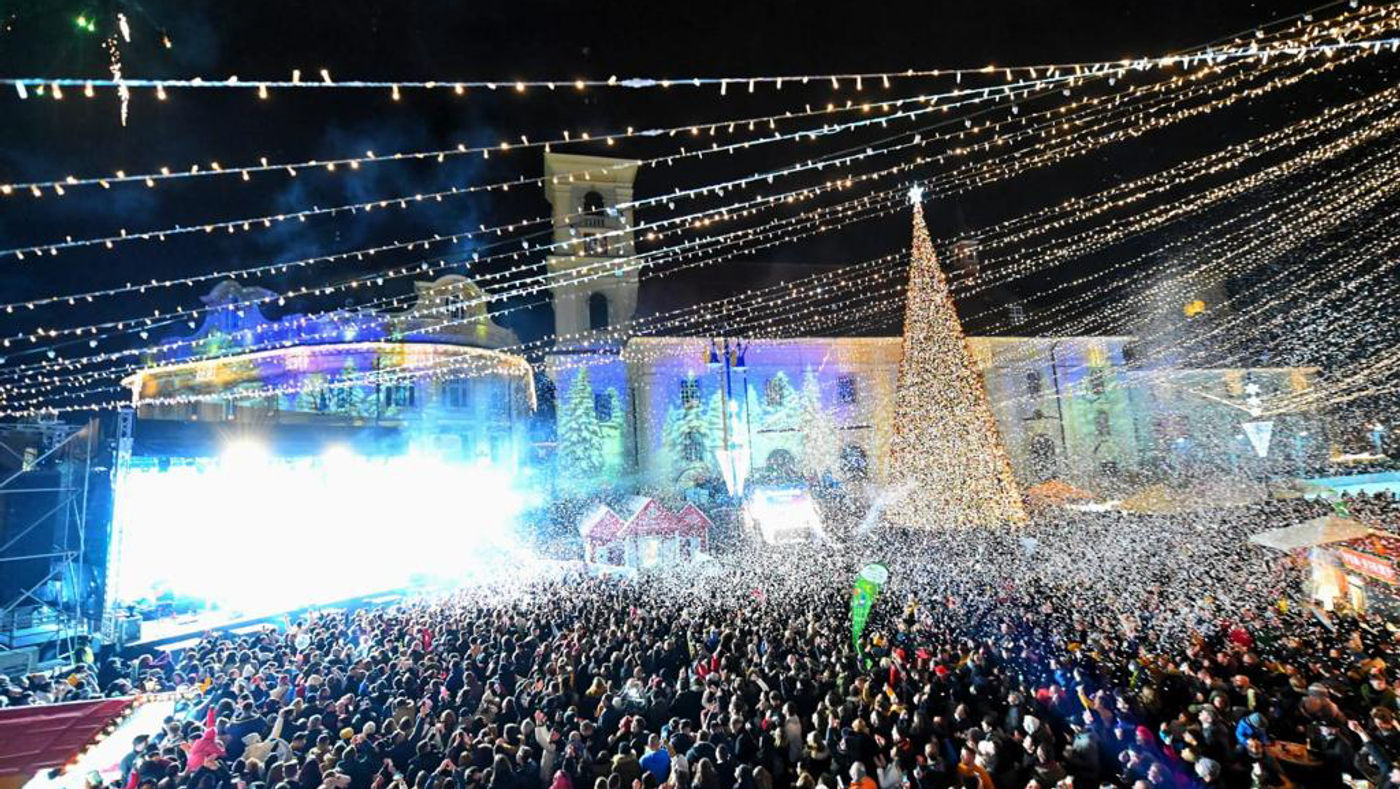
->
[885,192,1027,528]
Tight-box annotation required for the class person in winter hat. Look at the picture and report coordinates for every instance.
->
[182,706,225,773]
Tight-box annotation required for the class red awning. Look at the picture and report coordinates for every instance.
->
[0,697,135,777]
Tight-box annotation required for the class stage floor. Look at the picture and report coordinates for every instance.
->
[126,590,409,651]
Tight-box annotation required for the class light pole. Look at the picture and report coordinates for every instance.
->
[708,337,751,496]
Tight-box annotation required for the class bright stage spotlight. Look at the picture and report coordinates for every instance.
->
[221,439,270,467]
[744,485,823,545]
[108,442,531,620]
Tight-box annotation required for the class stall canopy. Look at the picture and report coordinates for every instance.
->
[0,697,134,777]
[1249,514,1372,551]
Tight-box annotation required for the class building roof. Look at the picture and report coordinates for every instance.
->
[578,504,625,541]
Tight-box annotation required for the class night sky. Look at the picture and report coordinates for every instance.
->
[0,0,1394,413]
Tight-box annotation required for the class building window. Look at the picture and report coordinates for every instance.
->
[443,382,469,409]
[384,384,415,408]
[1089,368,1107,396]
[582,190,605,214]
[1024,370,1042,398]
[1094,410,1112,437]
[837,375,858,404]
[680,378,700,409]
[682,431,705,462]
[1100,460,1120,477]
[594,392,613,422]
[588,292,609,331]
[1009,301,1026,325]
[764,377,786,407]
[583,235,610,256]
[489,386,511,418]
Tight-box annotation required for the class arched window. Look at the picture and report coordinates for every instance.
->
[588,292,609,331]
[582,190,605,214]
[766,449,798,478]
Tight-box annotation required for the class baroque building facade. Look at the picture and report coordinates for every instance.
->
[124,275,536,469]
[541,153,1330,496]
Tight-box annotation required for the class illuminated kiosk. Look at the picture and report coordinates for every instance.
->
[578,498,711,568]
[108,277,536,645]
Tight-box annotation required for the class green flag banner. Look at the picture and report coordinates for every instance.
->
[1331,496,1351,519]
[851,562,889,666]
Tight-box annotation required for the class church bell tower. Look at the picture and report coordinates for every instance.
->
[543,152,641,347]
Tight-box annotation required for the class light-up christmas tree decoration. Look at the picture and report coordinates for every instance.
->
[559,368,605,483]
[885,188,1028,527]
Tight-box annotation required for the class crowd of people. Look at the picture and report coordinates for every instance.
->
[9,493,1400,789]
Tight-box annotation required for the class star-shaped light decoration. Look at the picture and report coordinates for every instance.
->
[908,184,924,205]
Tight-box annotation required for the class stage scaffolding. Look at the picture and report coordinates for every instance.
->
[0,419,100,667]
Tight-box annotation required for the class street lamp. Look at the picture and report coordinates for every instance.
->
[709,337,751,496]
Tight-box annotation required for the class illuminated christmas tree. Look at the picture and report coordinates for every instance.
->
[798,368,840,480]
[885,190,1027,527]
[559,367,605,483]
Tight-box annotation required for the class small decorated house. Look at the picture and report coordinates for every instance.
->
[674,503,714,555]
[579,504,627,565]
[579,497,713,568]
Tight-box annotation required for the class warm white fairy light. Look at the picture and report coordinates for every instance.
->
[0,184,912,390]
[5,24,1384,97]
[5,6,1394,416]
[4,5,1389,204]
[961,93,1400,303]
[966,82,1400,271]
[966,146,1400,340]
[886,199,1027,528]
[970,159,1400,417]
[0,250,910,414]
[0,190,912,399]
[10,6,1366,274]
[6,35,1372,352]
[999,137,1400,344]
